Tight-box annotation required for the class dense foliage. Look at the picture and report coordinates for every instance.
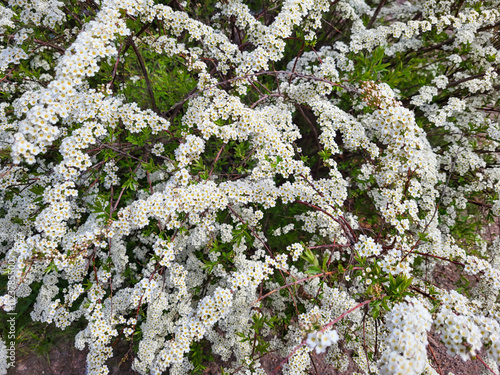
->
[1,0,500,374]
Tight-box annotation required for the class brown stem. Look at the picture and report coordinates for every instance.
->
[130,39,158,113]
[250,93,284,109]
[0,68,14,83]
[367,0,387,29]
[362,308,372,374]
[33,39,66,54]
[413,251,464,266]
[208,143,226,178]
[109,41,124,90]
[308,244,351,249]
[252,271,336,305]
[63,5,83,26]
[309,352,320,375]
[446,73,486,89]
[410,285,437,300]
[428,340,444,375]
[477,354,499,375]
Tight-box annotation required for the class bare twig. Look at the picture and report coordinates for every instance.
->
[428,340,444,375]
[367,0,387,29]
[477,354,499,375]
[252,271,336,305]
[130,39,158,113]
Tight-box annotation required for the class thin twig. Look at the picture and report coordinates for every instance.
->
[367,0,387,29]
[252,271,336,305]
[130,39,158,113]
[208,143,226,178]
[477,354,499,375]
[428,341,444,375]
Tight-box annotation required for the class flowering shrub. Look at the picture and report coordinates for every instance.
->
[0,0,500,374]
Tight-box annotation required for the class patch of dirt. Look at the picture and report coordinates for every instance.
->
[427,333,485,375]
[7,338,136,375]
[433,263,463,291]
[8,338,87,375]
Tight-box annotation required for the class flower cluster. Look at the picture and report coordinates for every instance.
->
[379,298,432,375]
[305,329,340,354]
[435,307,483,361]
[354,235,383,258]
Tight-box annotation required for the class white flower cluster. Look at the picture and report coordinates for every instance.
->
[174,134,205,168]
[411,85,438,106]
[152,237,177,268]
[0,46,28,73]
[435,307,483,361]
[0,5,14,32]
[379,298,432,375]
[464,255,500,290]
[287,242,305,261]
[103,161,119,189]
[354,235,382,258]
[305,329,340,354]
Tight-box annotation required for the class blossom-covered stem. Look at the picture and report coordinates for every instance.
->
[272,299,373,375]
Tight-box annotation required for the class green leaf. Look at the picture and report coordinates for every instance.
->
[318,149,332,161]
[305,265,322,275]
[141,158,156,172]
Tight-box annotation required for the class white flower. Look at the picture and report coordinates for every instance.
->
[306,329,340,354]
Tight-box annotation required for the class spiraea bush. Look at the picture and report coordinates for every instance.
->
[0,0,500,374]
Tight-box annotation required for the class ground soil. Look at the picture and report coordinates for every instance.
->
[7,338,136,375]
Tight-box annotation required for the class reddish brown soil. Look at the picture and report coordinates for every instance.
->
[7,338,136,375]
